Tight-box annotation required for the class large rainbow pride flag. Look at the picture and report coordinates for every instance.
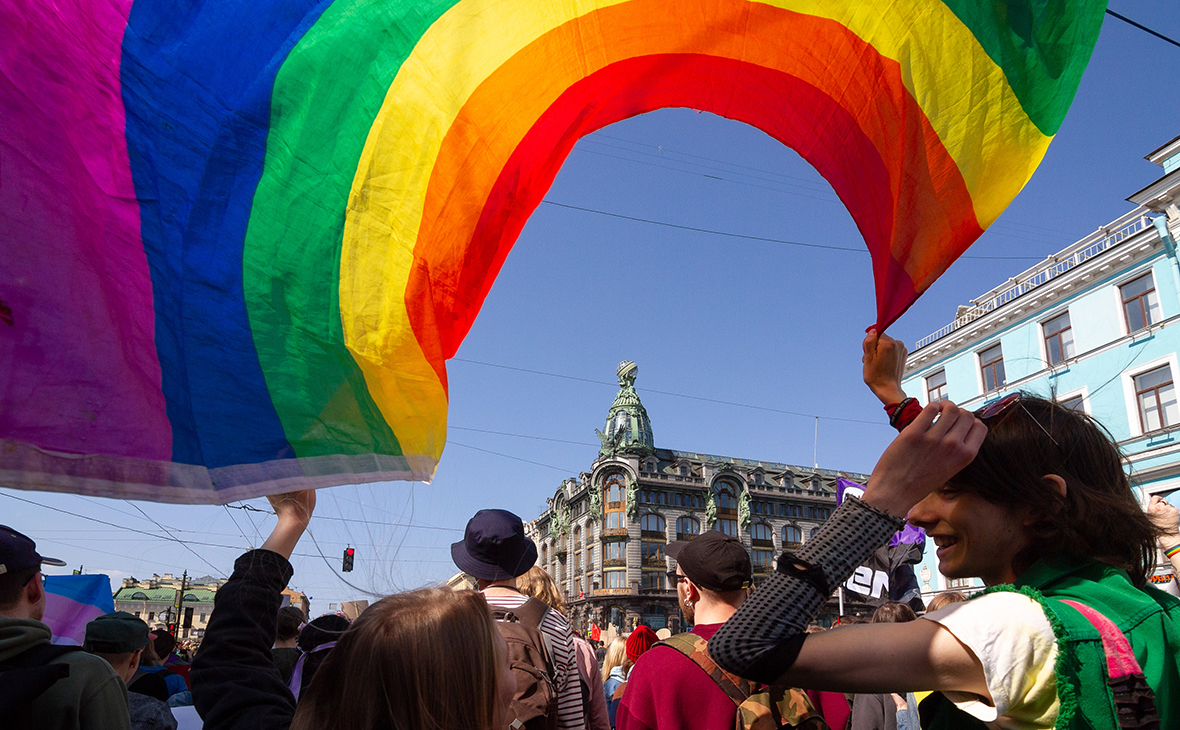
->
[1,0,1106,503]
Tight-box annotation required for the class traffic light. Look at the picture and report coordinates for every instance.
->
[343,546,355,572]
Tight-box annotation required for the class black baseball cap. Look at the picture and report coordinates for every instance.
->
[666,531,752,592]
[0,525,65,577]
[451,509,538,582]
[84,612,150,653]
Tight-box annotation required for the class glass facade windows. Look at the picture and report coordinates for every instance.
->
[979,343,1006,392]
[1122,273,1161,334]
[603,569,626,589]
[1042,311,1075,365]
[926,370,947,402]
[1136,365,1179,432]
[603,541,625,561]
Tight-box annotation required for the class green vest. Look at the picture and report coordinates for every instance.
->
[921,556,1180,729]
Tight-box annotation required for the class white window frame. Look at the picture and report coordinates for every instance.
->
[1039,308,1075,368]
[1122,353,1180,438]
[1114,266,1163,337]
[925,369,948,404]
[1054,386,1089,414]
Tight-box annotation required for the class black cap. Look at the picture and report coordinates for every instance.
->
[84,612,150,653]
[451,509,538,582]
[666,532,752,592]
[0,525,66,577]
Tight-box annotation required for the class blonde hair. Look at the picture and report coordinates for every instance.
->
[926,591,968,613]
[515,566,567,614]
[291,588,504,730]
[600,636,632,682]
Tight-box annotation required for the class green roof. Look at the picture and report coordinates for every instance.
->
[114,587,176,602]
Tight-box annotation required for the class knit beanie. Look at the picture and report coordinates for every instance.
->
[625,625,658,662]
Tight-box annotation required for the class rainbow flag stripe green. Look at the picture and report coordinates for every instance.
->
[0,0,1107,502]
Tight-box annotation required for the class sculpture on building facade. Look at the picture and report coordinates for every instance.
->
[705,490,717,528]
[588,481,601,522]
[553,502,570,539]
[738,485,752,530]
[626,477,638,521]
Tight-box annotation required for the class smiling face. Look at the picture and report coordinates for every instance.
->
[907,484,1036,587]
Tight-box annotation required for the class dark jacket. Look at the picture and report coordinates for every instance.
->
[191,550,296,730]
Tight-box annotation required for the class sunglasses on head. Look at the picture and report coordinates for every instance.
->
[975,393,1058,446]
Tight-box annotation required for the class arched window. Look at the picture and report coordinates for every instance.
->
[750,523,772,543]
[715,483,738,537]
[573,526,582,574]
[676,516,700,540]
[679,463,690,477]
[783,525,802,548]
[184,594,199,602]
[130,592,149,601]
[640,514,665,535]
[753,472,764,486]
[603,473,627,531]
[809,527,819,539]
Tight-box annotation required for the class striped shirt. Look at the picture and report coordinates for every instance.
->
[484,591,586,730]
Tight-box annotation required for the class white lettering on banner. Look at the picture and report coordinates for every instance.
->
[845,567,890,599]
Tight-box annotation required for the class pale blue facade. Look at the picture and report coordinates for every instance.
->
[901,135,1180,600]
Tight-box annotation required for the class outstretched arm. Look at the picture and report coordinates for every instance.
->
[1149,495,1180,575]
[193,490,316,730]
[709,402,986,693]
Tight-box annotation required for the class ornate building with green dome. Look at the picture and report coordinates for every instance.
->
[525,361,867,635]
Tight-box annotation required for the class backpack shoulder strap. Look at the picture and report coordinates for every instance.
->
[511,598,557,669]
[655,633,752,708]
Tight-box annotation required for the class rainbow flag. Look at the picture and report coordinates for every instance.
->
[0,1,1106,503]
[43,575,116,646]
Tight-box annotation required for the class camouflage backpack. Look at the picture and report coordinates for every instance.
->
[656,633,828,730]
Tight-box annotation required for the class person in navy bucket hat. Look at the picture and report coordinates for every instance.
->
[451,508,538,581]
[453,509,586,730]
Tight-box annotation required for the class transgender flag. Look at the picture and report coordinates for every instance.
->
[43,575,115,645]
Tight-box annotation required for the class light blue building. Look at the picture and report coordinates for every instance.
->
[901,135,1180,601]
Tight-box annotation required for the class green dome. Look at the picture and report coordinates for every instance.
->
[598,360,654,455]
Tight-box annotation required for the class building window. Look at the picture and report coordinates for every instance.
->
[603,569,626,589]
[574,577,582,596]
[604,473,627,530]
[1135,365,1179,433]
[947,577,974,590]
[1122,272,1161,334]
[603,541,625,562]
[753,472,763,486]
[199,613,207,623]
[133,611,141,618]
[573,527,582,574]
[640,570,665,590]
[1042,312,1075,366]
[641,605,667,629]
[679,464,690,477]
[750,523,773,544]
[783,525,802,549]
[148,612,154,621]
[1059,394,1085,412]
[640,514,665,536]
[717,519,738,537]
[715,483,738,536]
[752,549,774,572]
[676,516,700,540]
[926,370,947,403]
[979,343,1006,392]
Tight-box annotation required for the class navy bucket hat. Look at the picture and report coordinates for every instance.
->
[451,509,538,582]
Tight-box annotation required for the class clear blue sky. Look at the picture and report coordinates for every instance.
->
[9,4,1180,615]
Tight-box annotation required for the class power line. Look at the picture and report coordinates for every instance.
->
[450,357,888,427]
[539,200,1044,261]
[225,503,463,533]
[1106,9,1180,49]
[447,441,577,473]
[450,425,598,446]
[122,500,226,577]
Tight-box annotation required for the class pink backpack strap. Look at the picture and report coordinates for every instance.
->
[1058,600,1159,730]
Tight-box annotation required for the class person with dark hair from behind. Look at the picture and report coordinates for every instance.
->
[291,613,349,698]
[849,603,917,730]
[128,637,185,701]
[152,630,191,690]
[192,489,516,730]
[0,525,130,730]
[706,331,1180,729]
[85,612,178,730]
[271,605,304,684]
[616,532,822,730]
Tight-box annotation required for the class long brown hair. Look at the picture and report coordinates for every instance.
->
[949,394,1160,586]
[291,588,504,730]
[515,566,567,614]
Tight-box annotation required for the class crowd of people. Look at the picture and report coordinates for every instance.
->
[4,331,1180,729]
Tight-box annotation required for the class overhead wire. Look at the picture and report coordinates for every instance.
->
[124,500,226,577]
[1105,9,1180,49]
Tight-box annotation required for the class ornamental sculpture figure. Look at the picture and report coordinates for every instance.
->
[738,486,752,530]
[588,482,602,522]
[553,502,570,538]
[626,478,638,521]
[704,491,717,528]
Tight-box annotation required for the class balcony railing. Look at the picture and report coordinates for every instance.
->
[914,209,1155,351]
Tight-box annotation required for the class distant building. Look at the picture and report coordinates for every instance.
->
[901,133,1180,600]
[525,361,869,635]
[114,572,309,638]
